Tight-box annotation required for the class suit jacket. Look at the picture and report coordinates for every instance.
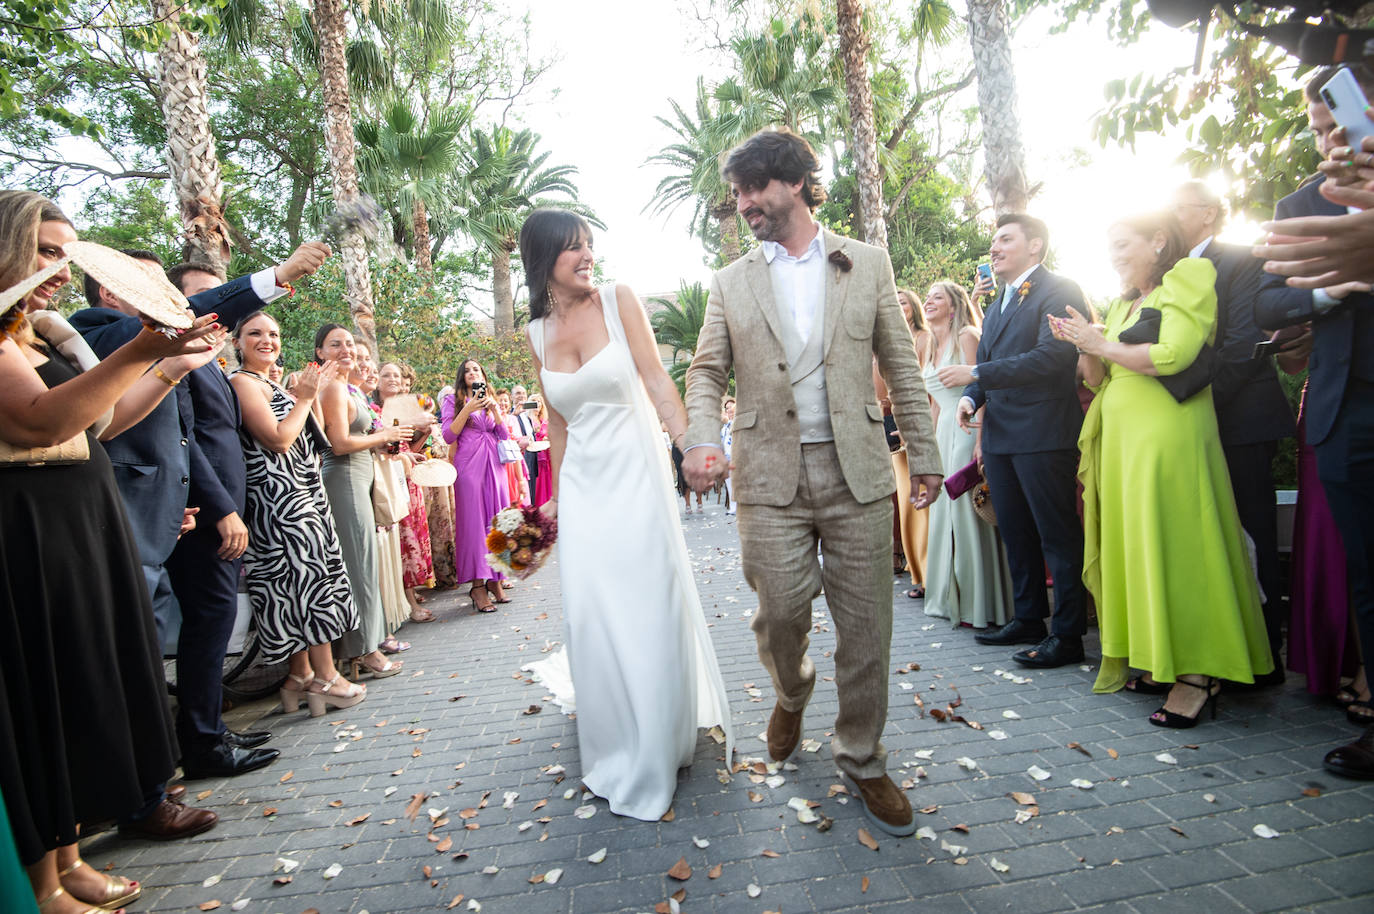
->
[1256,179,1374,447]
[962,264,1085,455]
[70,274,266,524]
[684,227,939,507]
[69,307,193,565]
[1203,240,1295,446]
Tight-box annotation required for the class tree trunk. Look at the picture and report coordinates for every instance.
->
[153,0,232,272]
[966,0,1030,216]
[492,243,514,335]
[412,197,434,279]
[836,0,888,248]
[285,176,307,249]
[314,0,378,357]
[713,200,742,263]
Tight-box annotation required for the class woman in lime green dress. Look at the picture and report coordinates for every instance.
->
[1052,212,1272,728]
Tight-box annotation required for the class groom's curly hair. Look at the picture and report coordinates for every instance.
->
[722,128,827,211]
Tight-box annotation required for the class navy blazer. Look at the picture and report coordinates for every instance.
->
[1255,179,1374,447]
[69,274,267,524]
[1203,240,1296,446]
[962,264,1086,455]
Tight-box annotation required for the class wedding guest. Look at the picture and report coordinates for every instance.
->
[510,383,540,495]
[1056,210,1272,727]
[441,358,512,612]
[377,361,436,622]
[425,385,459,588]
[0,190,220,912]
[893,287,930,596]
[267,359,284,384]
[229,312,365,715]
[315,323,407,677]
[355,348,410,648]
[721,396,736,514]
[496,388,532,506]
[531,393,554,508]
[920,281,1013,629]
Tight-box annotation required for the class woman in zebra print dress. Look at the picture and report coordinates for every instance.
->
[230,312,366,716]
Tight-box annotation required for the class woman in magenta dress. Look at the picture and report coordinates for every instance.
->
[440,358,512,613]
[531,393,553,507]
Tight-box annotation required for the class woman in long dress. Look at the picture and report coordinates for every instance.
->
[1056,212,1272,727]
[919,282,1013,629]
[377,362,437,620]
[229,312,364,716]
[518,208,733,821]
[893,288,931,596]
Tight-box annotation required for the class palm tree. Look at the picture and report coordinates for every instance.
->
[313,0,378,354]
[458,126,596,334]
[647,79,744,264]
[356,99,469,277]
[649,281,710,396]
[966,0,1030,215]
[153,0,232,271]
[836,0,887,248]
[714,17,842,147]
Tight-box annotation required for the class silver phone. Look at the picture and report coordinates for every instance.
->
[1319,68,1374,151]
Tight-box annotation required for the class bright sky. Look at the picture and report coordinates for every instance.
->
[515,1,1288,304]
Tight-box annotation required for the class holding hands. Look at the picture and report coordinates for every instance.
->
[682,445,729,493]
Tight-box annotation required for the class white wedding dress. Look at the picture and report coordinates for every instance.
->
[523,286,734,820]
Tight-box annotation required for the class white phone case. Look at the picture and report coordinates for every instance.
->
[1319,68,1374,151]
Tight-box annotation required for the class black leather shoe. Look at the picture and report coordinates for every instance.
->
[180,743,280,780]
[974,619,1047,646]
[223,729,273,749]
[1013,635,1085,668]
[1323,724,1374,780]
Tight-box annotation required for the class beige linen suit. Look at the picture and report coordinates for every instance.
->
[685,227,940,779]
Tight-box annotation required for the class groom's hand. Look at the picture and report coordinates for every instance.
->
[910,474,943,510]
[683,445,726,493]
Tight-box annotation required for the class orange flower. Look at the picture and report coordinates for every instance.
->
[513,547,534,565]
[486,530,510,552]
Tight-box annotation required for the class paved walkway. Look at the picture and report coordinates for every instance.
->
[86,503,1374,913]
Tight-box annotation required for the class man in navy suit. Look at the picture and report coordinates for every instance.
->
[1173,181,1296,684]
[946,213,1089,668]
[1255,64,1374,779]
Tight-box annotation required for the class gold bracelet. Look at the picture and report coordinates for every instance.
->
[153,366,179,387]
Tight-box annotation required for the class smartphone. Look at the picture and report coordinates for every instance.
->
[977,263,993,283]
[522,400,539,410]
[1319,67,1374,151]
[471,381,486,396]
[1252,339,1282,360]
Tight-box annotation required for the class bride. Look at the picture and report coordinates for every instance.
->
[519,207,734,820]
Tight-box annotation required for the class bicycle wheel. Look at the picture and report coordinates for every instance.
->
[221,623,291,703]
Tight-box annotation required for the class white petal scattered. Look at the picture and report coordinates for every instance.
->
[481,865,500,875]
[545,765,566,776]
[1071,779,1095,790]
[971,665,985,672]
[333,743,347,753]
[899,682,914,691]
[502,792,519,810]
[1253,824,1280,839]
[1002,710,1022,720]
[746,884,762,898]
[322,863,343,880]
[956,757,979,771]
[915,826,938,841]
[1027,765,1052,781]
[941,839,969,856]
[582,791,594,801]
[988,730,1009,740]
[587,848,607,864]
[989,857,1011,873]
[692,836,711,848]
[913,750,935,760]
[273,858,299,874]
[800,738,822,753]
[467,901,482,913]
[384,786,397,797]
[202,875,222,888]
[427,807,449,820]
[796,806,819,824]
[764,775,785,789]
[1014,808,1035,824]
[544,868,563,884]
[562,788,576,800]
[231,900,251,911]
[1203,793,1217,803]
[1155,752,1179,765]
[574,805,596,819]
[930,642,943,649]
[517,821,534,832]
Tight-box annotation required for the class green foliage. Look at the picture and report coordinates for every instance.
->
[648,281,731,397]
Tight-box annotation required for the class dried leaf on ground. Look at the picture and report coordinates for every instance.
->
[1107,748,1119,759]
[661,808,676,822]
[435,836,453,853]
[861,875,870,892]
[196,789,213,801]
[1169,826,1188,838]
[459,808,479,820]
[950,824,970,833]
[1067,742,1092,757]
[262,807,278,817]
[708,863,722,879]
[447,895,465,909]
[345,813,370,826]
[278,771,293,783]
[197,903,220,911]
[1301,787,1322,798]
[1010,792,1037,806]
[667,857,692,880]
[760,849,781,858]
[670,888,685,903]
[404,794,426,822]
[857,828,879,851]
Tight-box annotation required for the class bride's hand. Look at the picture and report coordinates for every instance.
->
[540,498,558,521]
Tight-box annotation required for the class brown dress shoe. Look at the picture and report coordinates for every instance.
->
[118,799,218,841]
[767,703,803,762]
[847,774,916,836]
[1324,723,1374,780]
[165,784,186,804]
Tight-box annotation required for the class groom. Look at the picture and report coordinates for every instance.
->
[682,128,942,837]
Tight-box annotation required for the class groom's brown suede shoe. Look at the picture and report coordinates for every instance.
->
[847,774,916,837]
[766,703,803,761]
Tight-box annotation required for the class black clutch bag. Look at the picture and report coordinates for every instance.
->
[1116,307,1216,403]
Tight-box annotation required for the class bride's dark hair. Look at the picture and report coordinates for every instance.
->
[520,208,593,320]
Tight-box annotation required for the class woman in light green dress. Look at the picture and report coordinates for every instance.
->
[1054,212,1272,728]
[919,281,1013,629]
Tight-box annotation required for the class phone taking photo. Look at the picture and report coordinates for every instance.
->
[1319,67,1374,152]
[977,263,993,283]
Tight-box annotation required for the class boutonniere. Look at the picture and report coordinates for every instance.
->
[828,249,853,273]
[217,356,228,371]
[1017,280,1033,299]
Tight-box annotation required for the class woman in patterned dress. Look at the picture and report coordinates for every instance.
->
[229,312,365,715]
[376,361,437,621]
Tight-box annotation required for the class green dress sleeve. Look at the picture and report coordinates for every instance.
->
[1147,257,1219,377]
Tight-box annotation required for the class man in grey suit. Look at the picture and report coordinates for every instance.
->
[683,129,942,837]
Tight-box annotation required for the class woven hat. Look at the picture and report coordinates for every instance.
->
[410,460,457,488]
[380,394,432,426]
[0,257,72,314]
[63,241,193,329]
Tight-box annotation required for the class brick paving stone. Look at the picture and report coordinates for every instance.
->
[71,503,1374,912]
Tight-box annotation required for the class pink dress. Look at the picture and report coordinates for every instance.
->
[440,395,511,583]
[502,413,531,506]
[534,420,553,507]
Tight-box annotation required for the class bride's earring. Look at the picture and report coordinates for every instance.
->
[547,287,559,312]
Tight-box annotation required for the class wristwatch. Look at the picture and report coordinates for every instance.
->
[969,365,980,380]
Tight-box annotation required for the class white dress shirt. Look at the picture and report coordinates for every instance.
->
[761,228,826,344]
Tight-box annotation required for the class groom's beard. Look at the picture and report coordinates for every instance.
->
[742,205,790,243]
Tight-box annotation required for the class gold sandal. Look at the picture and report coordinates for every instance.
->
[58,859,140,909]
[39,883,123,914]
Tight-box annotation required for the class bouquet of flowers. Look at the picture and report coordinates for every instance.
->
[486,504,558,579]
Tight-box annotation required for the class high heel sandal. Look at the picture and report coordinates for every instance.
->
[470,584,496,613]
[306,676,367,717]
[38,885,119,914]
[489,583,512,604]
[280,672,312,713]
[58,858,140,909]
[1149,677,1220,729]
[1347,700,1374,726]
[1125,675,1170,695]
[361,654,403,678]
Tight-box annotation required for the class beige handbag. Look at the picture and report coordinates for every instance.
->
[370,453,409,526]
[0,432,90,467]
